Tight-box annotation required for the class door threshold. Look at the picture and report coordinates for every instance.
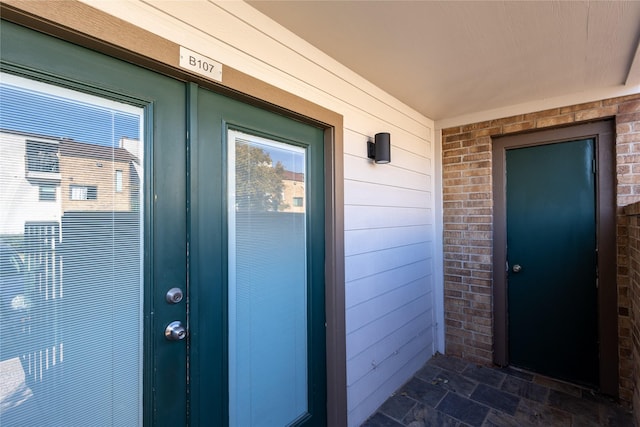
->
[506,364,609,400]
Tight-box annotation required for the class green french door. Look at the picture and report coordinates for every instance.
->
[506,139,598,386]
[189,86,326,426]
[1,20,326,427]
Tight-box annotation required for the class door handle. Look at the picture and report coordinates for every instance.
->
[165,321,187,341]
[512,264,522,273]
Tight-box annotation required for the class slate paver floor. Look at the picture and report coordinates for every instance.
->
[361,353,634,427]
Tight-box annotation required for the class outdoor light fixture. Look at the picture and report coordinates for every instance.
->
[367,132,391,164]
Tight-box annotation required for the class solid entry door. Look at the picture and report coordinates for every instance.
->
[188,86,327,426]
[506,139,598,386]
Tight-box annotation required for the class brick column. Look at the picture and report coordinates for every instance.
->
[624,202,640,425]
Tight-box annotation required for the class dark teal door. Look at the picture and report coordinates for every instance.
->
[0,19,188,426]
[1,20,326,427]
[189,86,327,426]
[506,139,598,386]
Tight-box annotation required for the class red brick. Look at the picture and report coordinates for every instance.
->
[575,105,618,121]
[442,126,462,136]
[604,94,640,106]
[491,115,525,126]
[617,123,633,134]
[619,100,640,114]
[617,112,640,124]
[443,155,462,164]
[617,133,640,144]
[462,121,493,132]
[471,127,502,138]
[560,100,602,113]
[503,121,535,134]
[444,132,473,143]
[442,141,462,151]
[464,338,492,352]
[536,113,575,128]
[462,152,491,163]
[524,108,560,120]
[470,285,492,294]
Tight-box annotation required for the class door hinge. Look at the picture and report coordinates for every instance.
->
[592,158,597,174]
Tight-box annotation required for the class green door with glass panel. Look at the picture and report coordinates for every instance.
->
[1,20,326,427]
[506,139,598,387]
[190,86,326,426]
[1,19,188,426]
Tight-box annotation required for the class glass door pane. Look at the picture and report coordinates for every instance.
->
[0,73,144,426]
[227,129,308,426]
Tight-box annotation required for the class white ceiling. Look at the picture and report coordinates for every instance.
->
[247,1,640,123]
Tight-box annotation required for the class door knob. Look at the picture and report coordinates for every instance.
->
[512,264,522,273]
[165,321,187,341]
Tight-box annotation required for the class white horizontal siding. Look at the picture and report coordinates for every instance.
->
[345,181,431,210]
[344,156,431,192]
[347,315,433,404]
[345,206,432,231]
[346,260,433,309]
[346,294,432,363]
[347,277,431,334]
[348,336,433,426]
[82,2,439,426]
[347,309,433,384]
[345,225,433,256]
[345,242,433,283]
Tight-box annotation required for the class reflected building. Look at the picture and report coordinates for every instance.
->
[0,130,140,239]
[1,130,142,420]
[0,130,62,236]
[281,170,305,213]
[60,138,140,213]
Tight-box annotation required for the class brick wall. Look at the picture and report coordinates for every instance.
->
[442,94,640,402]
[60,156,134,212]
[626,202,640,425]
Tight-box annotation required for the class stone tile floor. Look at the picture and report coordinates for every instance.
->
[361,353,635,427]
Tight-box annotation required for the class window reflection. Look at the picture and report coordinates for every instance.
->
[235,139,305,213]
[0,74,143,425]
[228,131,308,426]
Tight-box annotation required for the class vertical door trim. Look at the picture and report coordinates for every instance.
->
[492,120,617,395]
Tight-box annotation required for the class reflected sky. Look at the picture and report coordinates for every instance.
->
[0,84,140,147]
[0,81,304,172]
[252,139,305,173]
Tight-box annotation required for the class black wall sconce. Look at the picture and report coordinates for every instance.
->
[367,132,391,164]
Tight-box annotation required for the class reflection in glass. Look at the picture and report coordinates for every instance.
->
[228,130,308,426]
[234,136,306,214]
[0,73,143,426]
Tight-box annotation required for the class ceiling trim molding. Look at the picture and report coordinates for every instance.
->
[435,85,640,130]
[625,36,640,86]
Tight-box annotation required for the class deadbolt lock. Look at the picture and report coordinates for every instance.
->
[166,287,184,304]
